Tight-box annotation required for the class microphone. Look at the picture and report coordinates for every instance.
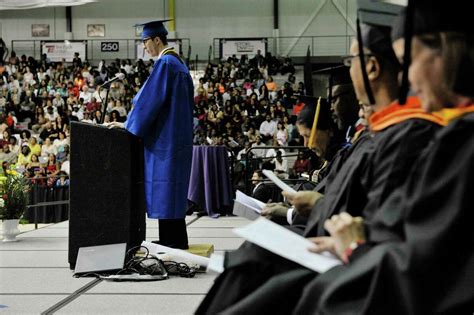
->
[100,73,125,88]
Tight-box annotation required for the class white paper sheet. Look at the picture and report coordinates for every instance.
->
[233,218,342,273]
[233,190,266,220]
[207,253,225,274]
[141,241,210,268]
[228,139,239,148]
[235,190,265,213]
[233,201,260,220]
[262,170,297,194]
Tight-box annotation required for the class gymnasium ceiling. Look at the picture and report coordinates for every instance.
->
[0,0,96,10]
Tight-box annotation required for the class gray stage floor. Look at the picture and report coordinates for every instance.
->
[0,215,247,314]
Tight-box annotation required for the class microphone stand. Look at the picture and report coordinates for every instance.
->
[99,82,111,125]
[98,73,125,124]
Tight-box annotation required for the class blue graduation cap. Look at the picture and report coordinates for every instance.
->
[135,19,172,40]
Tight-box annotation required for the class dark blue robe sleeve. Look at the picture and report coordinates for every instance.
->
[125,60,170,137]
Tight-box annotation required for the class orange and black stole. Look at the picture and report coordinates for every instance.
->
[369,96,446,132]
[436,104,474,124]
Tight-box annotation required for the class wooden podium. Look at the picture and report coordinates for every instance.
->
[68,122,146,269]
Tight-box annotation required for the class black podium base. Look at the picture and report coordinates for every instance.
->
[68,122,146,269]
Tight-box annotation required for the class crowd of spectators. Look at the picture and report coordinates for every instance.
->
[192,50,319,185]
[0,51,145,186]
[0,49,317,189]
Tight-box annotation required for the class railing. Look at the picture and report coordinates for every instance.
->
[243,146,313,195]
[23,176,69,228]
[224,147,236,194]
[11,38,191,62]
[11,36,352,63]
[212,35,354,61]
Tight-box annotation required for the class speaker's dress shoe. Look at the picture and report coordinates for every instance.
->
[151,240,189,250]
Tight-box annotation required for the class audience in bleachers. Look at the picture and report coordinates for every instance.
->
[0,47,350,193]
[0,49,160,186]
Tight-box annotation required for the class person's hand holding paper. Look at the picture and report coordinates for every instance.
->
[281,190,323,217]
[105,121,125,129]
[233,218,342,273]
[307,236,337,256]
[261,202,289,219]
[323,213,365,263]
[306,213,366,263]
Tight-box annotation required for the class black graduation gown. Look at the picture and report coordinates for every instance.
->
[292,130,372,226]
[304,118,441,238]
[196,131,375,314]
[196,118,441,314]
[294,112,474,314]
[317,129,370,195]
[196,240,307,314]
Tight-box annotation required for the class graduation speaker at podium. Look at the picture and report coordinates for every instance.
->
[106,18,194,250]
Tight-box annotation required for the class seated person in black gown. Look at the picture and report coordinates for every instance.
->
[293,3,474,314]
[196,7,447,313]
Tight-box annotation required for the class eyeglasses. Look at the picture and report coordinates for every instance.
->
[142,37,152,45]
[342,54,374,67]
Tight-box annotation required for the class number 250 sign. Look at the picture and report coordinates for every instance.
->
[101,42,119,52]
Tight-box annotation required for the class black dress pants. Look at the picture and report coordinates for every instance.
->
[157,219,188,249]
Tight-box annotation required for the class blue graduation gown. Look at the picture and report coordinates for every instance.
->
[125,53,194,219]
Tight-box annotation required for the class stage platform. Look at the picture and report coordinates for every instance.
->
[0,215,248,314]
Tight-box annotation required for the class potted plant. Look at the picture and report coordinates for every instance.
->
[0,170,30,242]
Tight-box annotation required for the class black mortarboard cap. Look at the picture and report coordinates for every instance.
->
[360,24,399,60]
[388,0,472,41]
[390,8,405,42]
[411,1,470,35]
[296,94,320,105]
[358,0,401,28]
[356,0,402,105]
[391,0,473,102]
[329,65,352,86]
[304,46,314,97]
[416,1,472,98]
[296,95,332,131]
[134,19,172,40]
[312,65,352,104]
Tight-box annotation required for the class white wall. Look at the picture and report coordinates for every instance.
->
[0,0,356,61]
[278,0,356,56]
[70,0,166,39]
[175,0,273,60]
[0,7,66,59]
[0,7,62,41]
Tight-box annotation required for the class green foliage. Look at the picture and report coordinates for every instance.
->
[0,173,30,220]
[19,218,29,225]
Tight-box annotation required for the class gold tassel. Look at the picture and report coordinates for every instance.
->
[308,97,321,149]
